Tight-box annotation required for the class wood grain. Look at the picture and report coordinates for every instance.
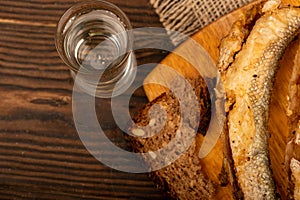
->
[0,0,172,199]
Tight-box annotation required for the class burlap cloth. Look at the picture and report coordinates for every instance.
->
[150,0,255,45]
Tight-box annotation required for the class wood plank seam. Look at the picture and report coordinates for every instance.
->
[0,18,56,27]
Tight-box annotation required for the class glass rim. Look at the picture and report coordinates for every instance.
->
[55,0,133,73]
[57,0,132,33]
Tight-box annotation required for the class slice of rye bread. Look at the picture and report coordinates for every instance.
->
[127,76,215,199]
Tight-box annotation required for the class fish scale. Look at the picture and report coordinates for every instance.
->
[247,15,300,198]
[219,5,300,199]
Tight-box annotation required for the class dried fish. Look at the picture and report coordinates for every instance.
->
[218,4,264,199]
[218,1,300,199]
[286,121,300,199]
[218,4,263,74]
[291,155,300,199]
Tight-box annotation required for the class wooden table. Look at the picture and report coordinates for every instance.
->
[0,0,172,199]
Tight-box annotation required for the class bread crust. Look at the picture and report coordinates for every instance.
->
[127,76,214,199]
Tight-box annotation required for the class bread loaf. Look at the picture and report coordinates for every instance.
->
[127,76,214,199]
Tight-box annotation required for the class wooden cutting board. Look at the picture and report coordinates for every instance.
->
[143,0,299,198]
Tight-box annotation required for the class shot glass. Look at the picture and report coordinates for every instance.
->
[55,0,136,98]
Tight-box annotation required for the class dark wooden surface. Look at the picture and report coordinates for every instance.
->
[0,0,173,199]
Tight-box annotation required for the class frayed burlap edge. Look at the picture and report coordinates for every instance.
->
[150,0,254,45]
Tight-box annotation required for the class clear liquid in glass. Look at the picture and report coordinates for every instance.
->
[60,9,136,97]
